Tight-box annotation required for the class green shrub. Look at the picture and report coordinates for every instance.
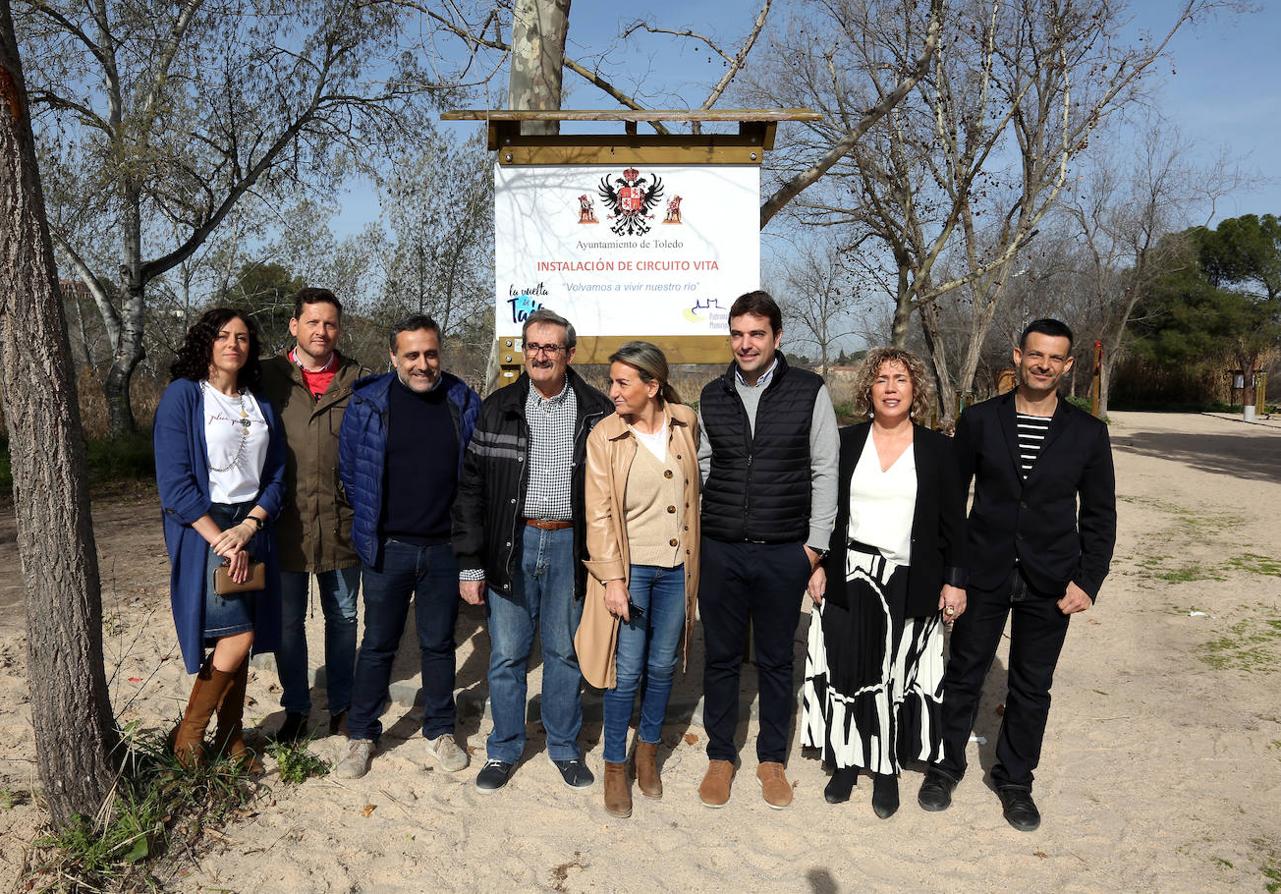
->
[25,727,257,891]
[1064,394,1109,423]
[267,739,331,785]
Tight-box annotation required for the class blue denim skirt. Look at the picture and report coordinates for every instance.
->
[204,501,259,642]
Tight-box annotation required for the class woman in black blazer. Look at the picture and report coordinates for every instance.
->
[800,347,967,818]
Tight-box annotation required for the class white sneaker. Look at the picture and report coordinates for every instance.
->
[335,739,375,779]
[426,733,469,772]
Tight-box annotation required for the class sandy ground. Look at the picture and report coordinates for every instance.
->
[1,411,1279,893]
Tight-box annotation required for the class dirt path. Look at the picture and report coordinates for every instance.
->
[1,411,1279,892]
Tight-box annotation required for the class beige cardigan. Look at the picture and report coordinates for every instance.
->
[576,404,701,689]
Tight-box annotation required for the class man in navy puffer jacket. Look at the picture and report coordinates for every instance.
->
[334,315,480,780]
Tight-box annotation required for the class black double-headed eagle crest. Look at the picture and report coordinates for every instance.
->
[598,167,665,237]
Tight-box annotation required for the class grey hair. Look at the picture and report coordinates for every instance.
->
[609,340,681,405]
[522,307,577,351]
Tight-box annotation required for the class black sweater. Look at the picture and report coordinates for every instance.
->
[381,377,459,544]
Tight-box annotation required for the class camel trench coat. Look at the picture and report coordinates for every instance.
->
[578,404,701,689]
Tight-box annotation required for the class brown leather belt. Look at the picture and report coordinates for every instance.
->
[525,518,573,531]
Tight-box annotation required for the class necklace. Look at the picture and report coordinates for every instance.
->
[202,381,252,473]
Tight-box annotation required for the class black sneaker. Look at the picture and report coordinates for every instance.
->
[917,770,957,812]
[475,759,514,794]
[273,712,309,743]
[550,757,594,789]
[998,785,1041,832]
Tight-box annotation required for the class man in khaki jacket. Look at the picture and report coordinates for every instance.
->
[259,287,369,740]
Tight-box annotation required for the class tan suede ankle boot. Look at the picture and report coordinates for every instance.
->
[603,761,632,818]
[634,741,662,799]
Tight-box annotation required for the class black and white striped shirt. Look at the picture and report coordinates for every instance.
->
[1016,413,1052,478]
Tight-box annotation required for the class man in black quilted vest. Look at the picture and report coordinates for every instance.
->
[696,290,839,810]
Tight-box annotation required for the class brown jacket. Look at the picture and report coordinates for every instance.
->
[259,351,369,573]
[579,404,701,688]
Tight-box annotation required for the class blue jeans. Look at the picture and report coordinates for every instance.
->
[276,567,361,716]
[486,526,584,763]
[347,540,459,742]
[602,564,686,763]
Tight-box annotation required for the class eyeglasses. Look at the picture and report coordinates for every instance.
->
[525,342,567,357]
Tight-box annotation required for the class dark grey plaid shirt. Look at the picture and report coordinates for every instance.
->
[523,379,577,520]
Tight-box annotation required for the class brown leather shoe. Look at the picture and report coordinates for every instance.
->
[699,759,735,808]
[634,741,662,799]
[603,761,632,818]
[756,761,794,809]
[172,660,236,769]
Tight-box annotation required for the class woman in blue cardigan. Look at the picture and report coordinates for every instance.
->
[154,308,285,769]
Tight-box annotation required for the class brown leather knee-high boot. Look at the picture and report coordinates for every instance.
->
[172,660,236,769]
[212,660,262,772]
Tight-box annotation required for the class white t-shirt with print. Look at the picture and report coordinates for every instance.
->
[202,384,269,503]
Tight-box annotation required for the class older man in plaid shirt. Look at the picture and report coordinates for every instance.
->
[453,308,613,794]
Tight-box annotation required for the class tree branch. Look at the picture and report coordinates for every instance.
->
[759,0,942,228]
[49,230,119,347]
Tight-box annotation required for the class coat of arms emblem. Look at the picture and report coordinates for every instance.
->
[598,168,665,236]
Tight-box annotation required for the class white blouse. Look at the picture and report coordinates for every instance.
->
[847,432,917,566]
[630,420,669,463]
[202,384,269,504]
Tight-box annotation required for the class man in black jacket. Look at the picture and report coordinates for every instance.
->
[918,318,1116,831]
[696,291,840,810]
[452,308,613,794]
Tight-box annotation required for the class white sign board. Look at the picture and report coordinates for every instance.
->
[494,164,760,338]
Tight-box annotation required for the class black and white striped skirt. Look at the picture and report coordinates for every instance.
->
[800,544,944,774]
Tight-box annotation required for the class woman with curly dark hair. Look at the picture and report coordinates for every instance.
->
[799,347,968,818]
[154,307,285,770]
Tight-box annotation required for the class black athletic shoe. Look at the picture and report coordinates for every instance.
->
[550,757,595,789]
[475,759,515,794]
[998,786,1041,832]
[872,773,900,819]
[273,712,309,743]
[917,770,957,812]
[823,767,857,804]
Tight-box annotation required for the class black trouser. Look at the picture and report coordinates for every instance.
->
[699,538,812,764]
[933,568,1071,790]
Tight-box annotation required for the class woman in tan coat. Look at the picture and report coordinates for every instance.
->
[581,342,700,819]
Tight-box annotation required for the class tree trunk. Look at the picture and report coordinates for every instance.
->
[508,0,572,137]
[889,260,912,348]
[0,0,120,828]
[103,186,147,436]
[919,300,957,424]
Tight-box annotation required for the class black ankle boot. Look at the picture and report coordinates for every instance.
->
[872,773,900,818]
[823,767,857,804]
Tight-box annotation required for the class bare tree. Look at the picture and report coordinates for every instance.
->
[778,235,863,377]
[19,0,446,434]
[751,0,1236,419]
[379,129,494,335]
[426,0,932,224]
[0,0,118,827]
[921,1,1235,418]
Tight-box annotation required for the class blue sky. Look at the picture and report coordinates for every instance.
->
[331,0,1281,237]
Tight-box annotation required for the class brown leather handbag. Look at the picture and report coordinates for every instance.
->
[213,560,266,595]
